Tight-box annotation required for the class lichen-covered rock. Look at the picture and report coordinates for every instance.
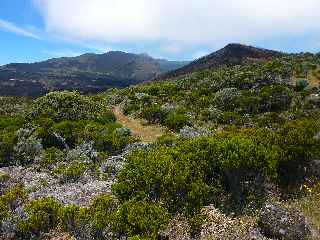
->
[258,203,311,240]
[101,142,149,177]
[101,156,125,177]
[121,142,149,157]
[179,126,212,139]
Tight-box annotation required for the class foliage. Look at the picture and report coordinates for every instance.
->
[112,199,169,239]
[0,130,16,166]
[54,161,98,183]
[39,147,64,169]
[18,198,62,237]
[114,119,320,216]
[27,91,115,122]
[14,128,43,165]
[296,79,309,91]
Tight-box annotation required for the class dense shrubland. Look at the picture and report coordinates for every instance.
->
[0,54,320,239]
[105,56,320,132]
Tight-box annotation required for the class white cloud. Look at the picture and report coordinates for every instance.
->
[34,0,320,51]
[0,19,41,40]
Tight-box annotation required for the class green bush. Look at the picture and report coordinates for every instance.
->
[27,91,115,122]
[89,195,118,238]
[296,79,309,91]
[59,195,118,239]
[112,199,169,239]
[113,130,280,215]
[0,116,25,131]
[54,161,98,183]
[59,204,90,237]
[277,118,320,186]
[141,105,167,124]
[0,130,16,167]
[258,85,294,112]
[165,112,190,130]
[18,198,61,237]
[40,147,64,169]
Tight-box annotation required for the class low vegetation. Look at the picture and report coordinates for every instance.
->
[0,52,320,239]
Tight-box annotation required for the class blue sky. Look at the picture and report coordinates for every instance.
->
[1,0,320,65]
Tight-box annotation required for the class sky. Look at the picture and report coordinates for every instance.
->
[0,0,320,65]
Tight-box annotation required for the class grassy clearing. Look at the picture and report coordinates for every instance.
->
[113,105,165,143]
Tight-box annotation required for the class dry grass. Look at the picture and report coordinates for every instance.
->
[292,65,320,88]
[113,105,165,143]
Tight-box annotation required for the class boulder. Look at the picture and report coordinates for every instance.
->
[258,203,311,240]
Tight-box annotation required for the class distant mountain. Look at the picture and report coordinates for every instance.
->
[0,51,188,97]
[157,43,285,80]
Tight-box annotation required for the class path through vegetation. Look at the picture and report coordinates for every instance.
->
[113,105,164,143]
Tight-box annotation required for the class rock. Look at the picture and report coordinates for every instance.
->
[121,142,149,157]
[100,142,149,176]
[258,203,311,240]
[101,156,125,177]
[179,126,212,139]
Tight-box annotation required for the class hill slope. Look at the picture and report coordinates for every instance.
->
[158,43,285,80]
[0,51,187,97]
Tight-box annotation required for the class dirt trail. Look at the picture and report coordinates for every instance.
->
[112,105,164,143]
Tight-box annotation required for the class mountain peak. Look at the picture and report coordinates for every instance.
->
[157,44,285,81]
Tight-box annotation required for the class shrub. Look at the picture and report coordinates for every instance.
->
[141,105,167,124]
[258,85,294,112]
[165,112,190,130]
[214,88,240,111]
[0,184,26,222]
[277,118,320,187]
[296,79,309,91]
[110,127,133,151]
[0,116,25,131]
[54,161,98,183]
[14,128,43,165]
[59,195,118,239]
[89,195,118,238]
[39,147,64,169]
[112,199,169,239]
[52,120,83,148]
[27,91,115,122]
[0,130,16,167]
[59,204,91,238]
[18,198,62,237]
[0,199,8,222]
[113,129,282,215]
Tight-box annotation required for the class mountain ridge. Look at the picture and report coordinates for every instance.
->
[0,51,188,97]
[156,43,285,81]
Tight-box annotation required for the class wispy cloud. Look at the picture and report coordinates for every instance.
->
[42,49,82,57]
[0,19,41,40]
